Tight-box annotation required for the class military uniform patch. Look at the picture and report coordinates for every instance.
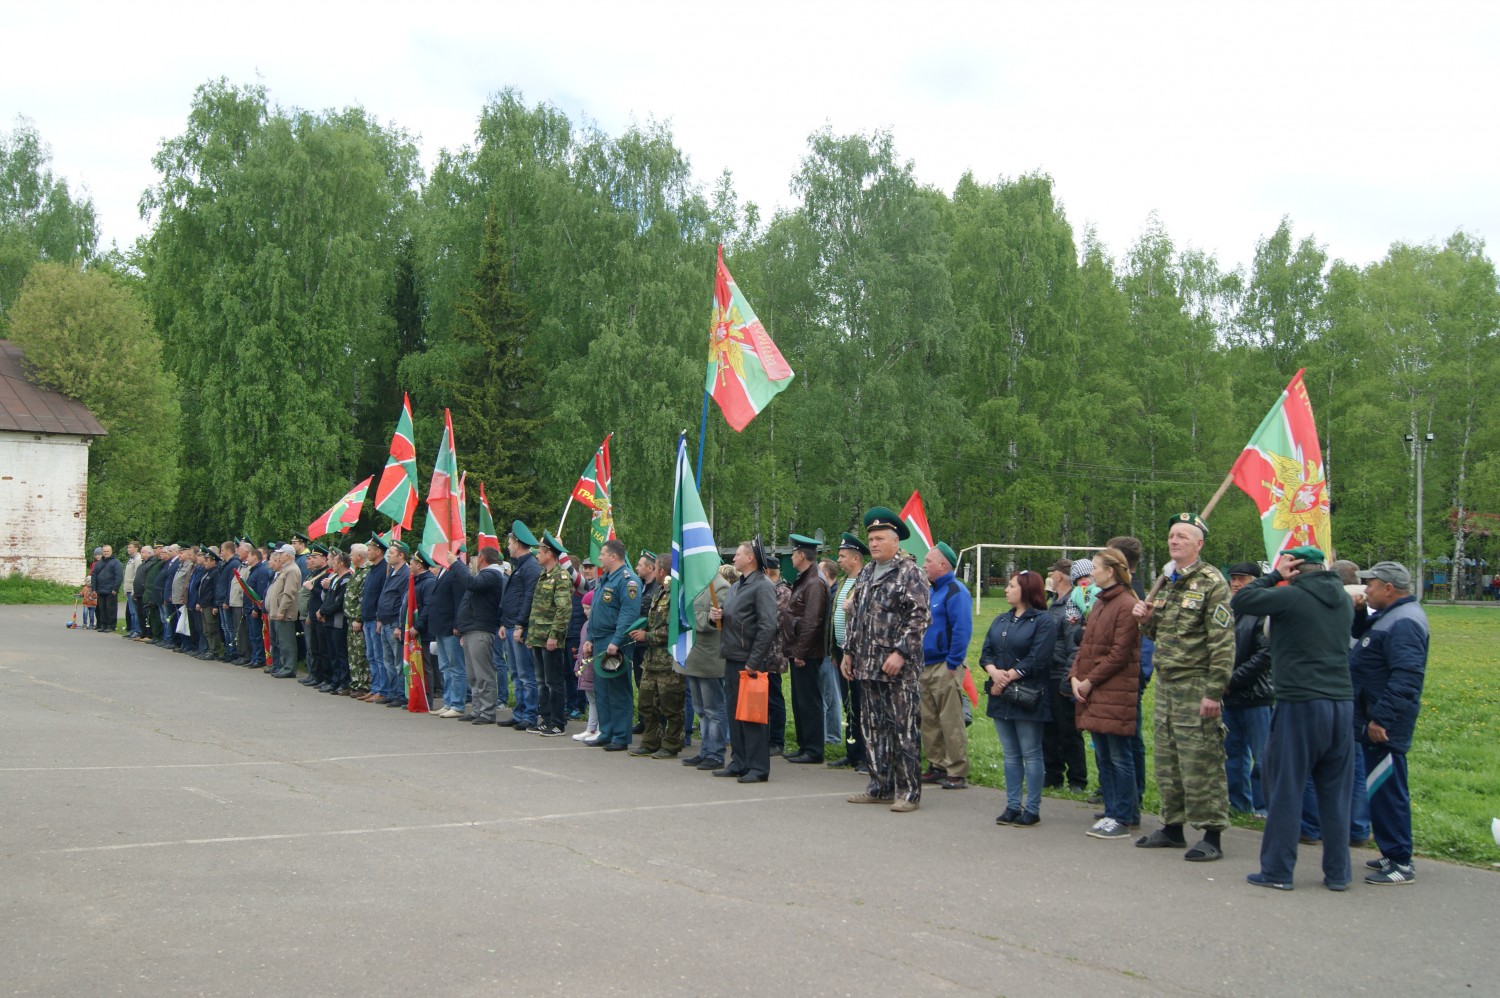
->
[602,589,614,603]
[627,581,638,600]
[1212,605,1231,628]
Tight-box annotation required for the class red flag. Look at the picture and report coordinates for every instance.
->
[898,490,935,560]
[404,569,429,713]
[707,245,794,431]
[477,481,499,552]
[374,393,419,529]
[307,476,374,539]
[571,433,613,511]
[1230,369,1332,562]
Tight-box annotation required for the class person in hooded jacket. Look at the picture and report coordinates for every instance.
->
[1231,545,1356,892]
[1223,562,1274,815]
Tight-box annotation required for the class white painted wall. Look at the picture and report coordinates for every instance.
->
[0,430,92,586]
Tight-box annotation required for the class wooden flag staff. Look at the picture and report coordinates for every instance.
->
[1145,472,1236,602]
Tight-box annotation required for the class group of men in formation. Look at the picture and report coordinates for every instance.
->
[87,503,1428,890]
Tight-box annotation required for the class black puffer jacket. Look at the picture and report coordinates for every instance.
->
[1224,610,1274,707]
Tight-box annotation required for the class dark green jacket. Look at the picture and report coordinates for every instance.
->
[1230,568,1354,702]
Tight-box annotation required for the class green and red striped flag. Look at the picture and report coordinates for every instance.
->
[571,433,615,561]
[476,481,499,552]
[307,476,373,539]
[419,409,463,566]
[1230,369,1332,564]
[374,392,419,530]
[588,509,615,563]
[899,490,934,560]
[706,244,794,431]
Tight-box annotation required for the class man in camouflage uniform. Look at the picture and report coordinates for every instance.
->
[1133,513,1234,861]
[529,532,576,736]
[630,552,685,758]
[345,544,371,693]
[842,506,932,813]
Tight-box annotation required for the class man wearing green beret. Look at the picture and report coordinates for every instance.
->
[529,532,576,736]
[498,521,542,729]
[1231,546,1356,891]
[299,545,330,687]
[1132,513,1233,860]
[843,506,932,812]
[630,552,686,757]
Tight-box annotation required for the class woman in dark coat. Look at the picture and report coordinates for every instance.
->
[1069,547,1141,838]
[709,538,778,783]
[981,570,1057,826]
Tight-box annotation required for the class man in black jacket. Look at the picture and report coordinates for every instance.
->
[458,548,507,724]
[429,554,471,717]
[92,546,123,633]
[1224,562,1273,815]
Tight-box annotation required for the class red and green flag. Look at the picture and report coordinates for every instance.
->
[419,409,463,567]
[374,392,419,530]
[571,433,615,561]
[706,244,794,431]
[1231,368,1332,564]
[476,481,499,552]
[403,569,429,713]
[899,490,935,560]
[306,476,373,539]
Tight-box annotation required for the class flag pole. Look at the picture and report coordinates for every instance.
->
[556,495,574,537]
[1145,471,1237,601]
[694,389,710,488]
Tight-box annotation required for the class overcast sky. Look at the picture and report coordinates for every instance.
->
[5,1,1496,272]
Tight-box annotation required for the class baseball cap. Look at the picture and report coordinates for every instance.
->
[1356,561,1412,590]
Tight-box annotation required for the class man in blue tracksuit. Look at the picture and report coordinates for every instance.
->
[1350,561,1428,886]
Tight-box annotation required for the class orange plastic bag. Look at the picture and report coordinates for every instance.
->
[736,669,769,724]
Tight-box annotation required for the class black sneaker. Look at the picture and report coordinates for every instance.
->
[1365,862,1415,885]
[995,808,1021,825]
[538,725,565,737]
[1015,811,1041,827]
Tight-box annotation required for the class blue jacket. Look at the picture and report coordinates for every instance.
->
[456,565,506,634]
[188,566,207,608]
[590,564,642,652]
[377,562,410,624]
[360,559,387,623]
[429,559,469,637]
[1349,596,1428,754]
[216,556,241,605]
[247,561,273,613]
[980,607,1057,722]
[499,552,540,628]
[922,572,973,669]
[412,569,438,639]
[156,558,180,604]
[92,557,123,595]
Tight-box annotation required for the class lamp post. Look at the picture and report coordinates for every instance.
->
[1405,432,1434,602]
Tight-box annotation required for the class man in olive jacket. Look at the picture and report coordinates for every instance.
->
[842,507,932,812]
[1231,545,1355,892]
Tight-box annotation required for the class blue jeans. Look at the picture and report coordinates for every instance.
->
[595,667,634,747]
[366,621,390,695]
[819,658,844,744]
[1223,704,1271,812]
[502,631,537,723]
[687,675,727,763]
[125,596,140,636]
[436,634,466,709]
[992,718,1046,816]
[1093,732,1138,824]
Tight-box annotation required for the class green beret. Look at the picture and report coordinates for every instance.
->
[309,542,329,555]
[625,616,648,634]
[863,506,910,540]
[639,549,657,561]
[390,539,410,557]
[1168,512,1208,537]
[789,533,821,552]
[367,534,388,550]
[292,532,310,544]
[510,520,538,547]
[414,549,433,567]
[838,532,869,556]
[935,541,958,568]
[262,540,278,551]
[541,530,568,558]
[1285,545,1325,565]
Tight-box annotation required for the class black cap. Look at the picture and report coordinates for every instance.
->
[1227,562,1262,579]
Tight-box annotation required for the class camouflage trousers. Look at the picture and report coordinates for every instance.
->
[348,627,370,691]
[638,669,685,753]
[859,676,922,804]
[1153,676,1230,830]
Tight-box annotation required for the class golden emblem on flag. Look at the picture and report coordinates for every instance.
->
[1264,453,1331,545]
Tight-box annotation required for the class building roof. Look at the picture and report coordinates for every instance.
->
[0,340,107,437]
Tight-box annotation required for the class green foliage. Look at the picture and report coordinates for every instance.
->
[0,118,99,327]
[6,262,180,545]
[0,573,81,604]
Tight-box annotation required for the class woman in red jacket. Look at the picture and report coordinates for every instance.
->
[1070,547,1141,839]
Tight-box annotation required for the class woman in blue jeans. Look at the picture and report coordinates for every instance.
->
[981,570,1057,826]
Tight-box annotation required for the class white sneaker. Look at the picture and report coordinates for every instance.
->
[573,730,596,742]
[437,707,461,718]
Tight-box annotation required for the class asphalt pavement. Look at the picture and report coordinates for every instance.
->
[1,604,1495,996]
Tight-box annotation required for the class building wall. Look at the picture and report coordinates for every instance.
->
[0,430,92,586]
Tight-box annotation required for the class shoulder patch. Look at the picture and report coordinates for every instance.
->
[1212,605,1231,628]
[626,581,639,600]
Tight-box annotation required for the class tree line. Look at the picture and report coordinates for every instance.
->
[2,81,1497,594]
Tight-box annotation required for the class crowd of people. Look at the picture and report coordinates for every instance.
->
[82,507,1428,890]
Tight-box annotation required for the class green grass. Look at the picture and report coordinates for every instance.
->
[0,574,84,605]
[798,605,1500,868]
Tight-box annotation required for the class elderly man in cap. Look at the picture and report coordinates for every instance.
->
[266,545,302,678]
[528,532,576,736]
[1231,546,1356,891]
[629,552,686,756]
[299,544,330,686]
[1132,513,1233,860]
[781,534,831,763]
[1223,561,1273,816]
[1350,560,1428,886]
[356,536,388,699]
[498,521,542,730]
[827,533,869,771]
[843,506,932,812]
[375,540,412,707]
[919,541,974,790]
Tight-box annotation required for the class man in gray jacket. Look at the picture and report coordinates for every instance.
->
[682,566,734,771]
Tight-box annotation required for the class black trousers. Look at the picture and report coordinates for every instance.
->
[96,592,117,631]
[833,646,866,765]
[724,659,770,779]
[328,626,349,688]
[1043,678,1088,787]
[534,645,568,728]
[768,668,787,749]
[789,655,826,758]
[307,619,326,682]
[141,602,157,640]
